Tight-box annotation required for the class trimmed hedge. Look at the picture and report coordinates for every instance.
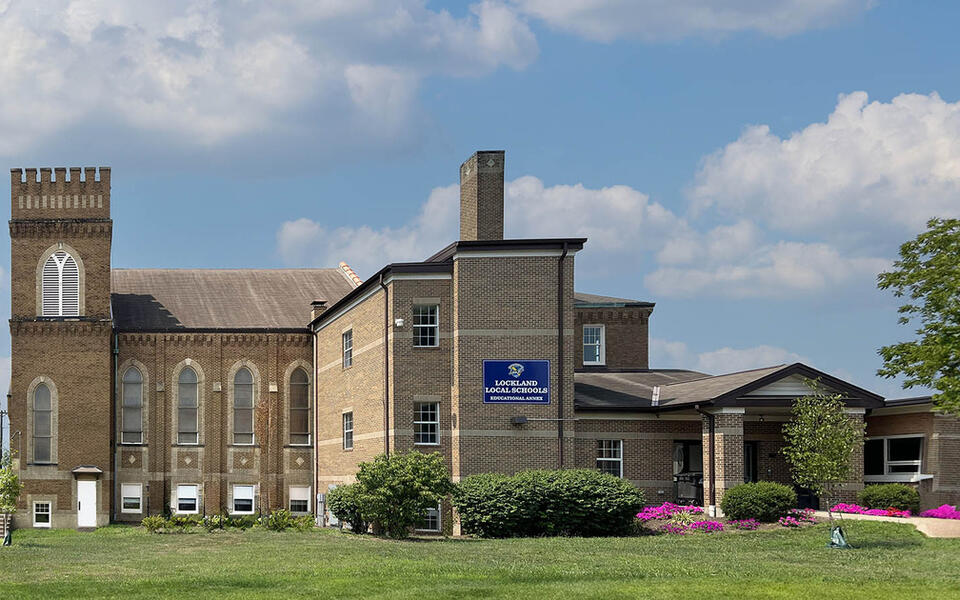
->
[858,483,920,514]
[720,482,797,522]
[452,469,645,538]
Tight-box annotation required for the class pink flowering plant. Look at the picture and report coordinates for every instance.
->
[920,505,960,520]
[778,516,802,528]
[729,519,760,530]
[636,502,703,522]
[831,503,911,518]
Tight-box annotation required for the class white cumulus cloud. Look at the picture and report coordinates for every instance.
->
[0,0,538,158]
[691,92,960,238]
[513,0,873,42]
[650,338,807,374]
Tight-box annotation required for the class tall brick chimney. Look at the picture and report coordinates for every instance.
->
[459,150,504,241]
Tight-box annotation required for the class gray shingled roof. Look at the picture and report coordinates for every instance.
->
[574,292,654,307]
[575,369,709,410]
[656,365,786,407]
[111,269,356,331]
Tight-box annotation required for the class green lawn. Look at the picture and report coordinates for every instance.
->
[1,522,958,599]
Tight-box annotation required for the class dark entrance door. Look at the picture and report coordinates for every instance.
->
[673,441,704,505]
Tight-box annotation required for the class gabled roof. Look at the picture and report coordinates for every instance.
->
[575,363,885,412]
[573,292,654,308]
[111,268,357,331]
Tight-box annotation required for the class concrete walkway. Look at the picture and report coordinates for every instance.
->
[813,511,960,538]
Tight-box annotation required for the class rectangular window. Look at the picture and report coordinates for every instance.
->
[583,325,605,366]
[232,485,255,514]
[176,484,199,514]
[413,305,439,347]
[342,412,354,450]
[342,330,353,368]
[864,435,924,476]
[33,501,51,528]
[417,504,441,532]
[121,484,143,514]
[414,402,439,445]
[596,440,623,478]
[289,486,311,514]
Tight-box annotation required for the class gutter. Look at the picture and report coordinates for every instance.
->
[557,242,568,468]
[695,404,716,516]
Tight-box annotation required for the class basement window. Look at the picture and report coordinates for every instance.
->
[289,486,310,514]
[121,484,142,514]
[416,504,441,533]
[232,485,255,515]
[33,501,51,528]
[176,485,199,514]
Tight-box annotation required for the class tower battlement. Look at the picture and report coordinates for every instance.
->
[10,167,111,219]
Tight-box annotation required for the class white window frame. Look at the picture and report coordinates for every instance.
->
[416,503,441,533]
[41,250,80,317]
[413,304,440,348]
[33,501,52,528]
[176,484,199,515]
[232,484,256,515]
[414,402,440,446]
[289,486,311,515]
[583,324,606,366]
[596,439,623,478]
[342,330,353,368]
[121,483,143,514]
[342,412,354,450]
[864,434,927,481]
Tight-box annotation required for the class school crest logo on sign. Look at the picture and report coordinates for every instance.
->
[507,363,525,379]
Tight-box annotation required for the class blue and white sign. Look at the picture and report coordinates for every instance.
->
[482,360,551,404]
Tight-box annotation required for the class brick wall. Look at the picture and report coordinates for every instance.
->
[574,306,651,369]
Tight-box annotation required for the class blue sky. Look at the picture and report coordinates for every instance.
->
[2,0,960,444]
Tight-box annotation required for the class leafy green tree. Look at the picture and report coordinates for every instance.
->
[782,381,865,521]
[1,451,23,546]
[354,451,453,539]
[878,218,960,416]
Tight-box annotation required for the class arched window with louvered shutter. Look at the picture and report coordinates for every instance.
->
[41,250,80,317]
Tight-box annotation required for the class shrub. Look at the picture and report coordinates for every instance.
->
[141,515,169,533]
[858,484,920,514]
[292,515,315,531]
[169,514,203,529]
[228,515,258,530]
[328,483,369,534]
[354,451,453,539]
[720,482,797,522]
[266,509,297,531]
[453,469,645,538]
[203,515,227,532]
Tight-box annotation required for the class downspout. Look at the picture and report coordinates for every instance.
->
[312,327,319,523]
[112,332,119,523]
[557,242,569,469]
[379,274,390,457]
[695,405,716,515]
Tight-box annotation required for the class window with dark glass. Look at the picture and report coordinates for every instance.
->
[864,436,923,476]
[233,485,255,514]
[342,412,354,450]
[178,368,199,445]
[596,440,623,477]
[413,305,439,347]
[744,441,759,483]
[342,330,353,368]
[234,368,254,445]
[583,325,605,365]
[290,368,310,445]
[414,402,439,445]
[121,368,143,444]
[33,383,52,463]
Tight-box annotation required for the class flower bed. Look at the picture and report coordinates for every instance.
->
[831,503,911,518]
[636,503,816,535]
[920,505,960,520]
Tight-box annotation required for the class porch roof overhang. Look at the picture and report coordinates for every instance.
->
[574,362,886,414]
[71,466,104,477]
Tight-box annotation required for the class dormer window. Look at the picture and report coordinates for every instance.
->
[41,250,80,317]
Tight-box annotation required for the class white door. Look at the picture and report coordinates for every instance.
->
[77,480,97,528]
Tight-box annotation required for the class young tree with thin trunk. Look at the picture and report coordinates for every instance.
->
[0,451,23,546]
[782,380,864,541]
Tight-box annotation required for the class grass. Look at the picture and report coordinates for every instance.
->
[1,521,959,599]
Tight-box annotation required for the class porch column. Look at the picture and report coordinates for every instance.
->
[702,408,744,515]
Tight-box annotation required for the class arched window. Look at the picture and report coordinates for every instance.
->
[41,250,80,317]
[178,368,199,445]
[121,368,143,444]
[33,383,52,463]
[290,368,310,445]
[234,368,254,445]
